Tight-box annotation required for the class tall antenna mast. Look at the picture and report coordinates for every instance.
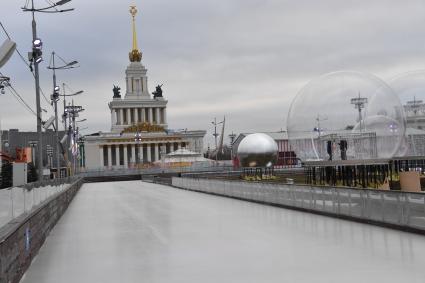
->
[351,92,368,132]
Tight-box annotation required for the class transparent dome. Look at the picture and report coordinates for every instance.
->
[237,133,278,167]
[287,71,405,161]
[388,70,425,157]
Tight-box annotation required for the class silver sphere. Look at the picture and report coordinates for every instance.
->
[237,133,278,167]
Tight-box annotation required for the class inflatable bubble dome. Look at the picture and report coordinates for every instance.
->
[287,71,406,161]
[389,70,425,157]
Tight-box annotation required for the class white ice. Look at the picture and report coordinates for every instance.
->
[20,181,425,283]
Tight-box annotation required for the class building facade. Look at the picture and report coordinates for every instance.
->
[1,129,66,168]
[84,7,205,170]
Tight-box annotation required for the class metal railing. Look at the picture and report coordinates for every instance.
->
[172,177,425,231]
[78,164,234,178]
[0,177,78,229]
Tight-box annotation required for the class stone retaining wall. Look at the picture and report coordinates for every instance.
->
[0,178,83,283]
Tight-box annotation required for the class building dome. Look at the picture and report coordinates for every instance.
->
[237,133,278,167]
[287,71,405,161]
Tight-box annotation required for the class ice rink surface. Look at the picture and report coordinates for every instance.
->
[20,181,425,283]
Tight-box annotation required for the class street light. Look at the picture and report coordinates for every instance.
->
[47,51,79,178]
[0,76,10,95]
[22,0,75,180]
[60,83,83,131]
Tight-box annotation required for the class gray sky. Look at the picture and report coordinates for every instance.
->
[1,0,425,148]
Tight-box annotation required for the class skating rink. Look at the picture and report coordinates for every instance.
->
[20,181,425,283]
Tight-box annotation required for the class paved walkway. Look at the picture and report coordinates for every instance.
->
[21,181,425,283]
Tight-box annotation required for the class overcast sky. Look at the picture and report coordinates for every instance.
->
[1,0,425,148]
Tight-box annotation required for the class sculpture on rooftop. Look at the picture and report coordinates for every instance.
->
[113,85,121,98]
[153,84,163,98]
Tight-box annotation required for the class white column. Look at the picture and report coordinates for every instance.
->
[124,145,128,167]
[120,109,124,125]
[131,144,136,164]
[133,108,136,123]
[107,145,112,167]
[148,108,153,124]
[127,108,131,125]
[115,145,120,166]
[141,108,146,122]
[139,144,144,163]
[163,108,167,124]
[135,108,140,123]
[156,108,160,124]
[178,143,181,150]
[154,143,159,161]
[147,144,151,162]
[99,146,104,168]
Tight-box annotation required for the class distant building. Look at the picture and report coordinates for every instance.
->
[404,98,425,130]
[84,8,205,170]
[400,100,425,157]
[1,129,66,168]
[232,131,297,167]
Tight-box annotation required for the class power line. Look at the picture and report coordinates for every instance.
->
[0,21,52,109]
[0,71,38,117]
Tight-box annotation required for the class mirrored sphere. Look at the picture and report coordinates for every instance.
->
[237,133,278,167]
[287,71,405,161]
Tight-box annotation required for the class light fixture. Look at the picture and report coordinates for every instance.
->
[67,60,78,66]
[56,0,71,6]
[54,86,60,92]
[35,56,43,63]
[33,38,43,50]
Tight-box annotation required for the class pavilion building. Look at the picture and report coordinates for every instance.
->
[84,6,205,170]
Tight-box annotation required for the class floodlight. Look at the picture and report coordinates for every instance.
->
[0,39,16,68]
[33,38,43,50]
[54,86,60,92]
[43,116,55,129]
[56,0,71,5]
[60,134,68,144]
[67,60,78,66]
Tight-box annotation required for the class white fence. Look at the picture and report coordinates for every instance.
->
[0,179,77,229]
[172,178,425,231]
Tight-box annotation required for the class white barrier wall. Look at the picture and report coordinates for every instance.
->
[0,181,73,229]
[172,177,425,231]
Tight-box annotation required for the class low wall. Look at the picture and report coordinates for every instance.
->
[0,178,83,283]
[172,177,425,234]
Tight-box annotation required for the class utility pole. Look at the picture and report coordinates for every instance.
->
[65,102,84,175]
[23,0,75,180]
[52,52,59,176]
[229,132,236,159]
[48,52,78,178]
[211,117,224,161]
[31,0,43,180]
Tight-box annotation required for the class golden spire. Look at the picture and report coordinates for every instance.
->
[129,5,142,62]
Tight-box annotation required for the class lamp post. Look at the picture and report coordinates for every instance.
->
[65,102,84,175]
[60,85,83,167]
[47,52,78,178]
[22,0,75,180]
[61,83,83,131]
[211,117,224,161]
